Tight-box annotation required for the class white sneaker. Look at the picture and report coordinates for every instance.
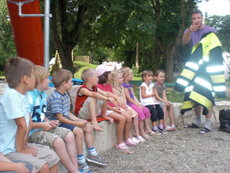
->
[136,136,145,143]
[131,137,140,145]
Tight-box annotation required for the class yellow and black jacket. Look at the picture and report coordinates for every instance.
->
[175,32,225,115]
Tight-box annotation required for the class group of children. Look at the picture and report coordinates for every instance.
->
[0,57,175,173]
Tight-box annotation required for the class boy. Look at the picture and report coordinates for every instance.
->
[75,69,119,131]
[27,65,79,173]
[46,69,107,173]
[0,57,59,173]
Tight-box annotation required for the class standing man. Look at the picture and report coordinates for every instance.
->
[175,9,225,134]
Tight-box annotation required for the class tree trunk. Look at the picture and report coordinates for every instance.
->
[135,43,139,71]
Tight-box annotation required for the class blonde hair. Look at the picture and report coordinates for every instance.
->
[120,67,131,80]
[81,69,96,82]
[142,70,153,81]
[52,69,72,88]
[35,65,49,85]
[111,70,123,87]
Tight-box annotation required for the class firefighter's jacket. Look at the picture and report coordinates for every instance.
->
[175,32,225,115]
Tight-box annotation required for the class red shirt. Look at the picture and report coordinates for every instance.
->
[97,83,115,107]
[74,85,97,115]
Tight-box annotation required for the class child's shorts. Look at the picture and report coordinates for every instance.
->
[28,127,71,148]
[0,160,33,173]
[6,143,59,171]
[78,97,104,120]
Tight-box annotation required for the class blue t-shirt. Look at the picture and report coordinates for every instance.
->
[46,90,71,120]
[0,88,30,155]
[28,89,47,134]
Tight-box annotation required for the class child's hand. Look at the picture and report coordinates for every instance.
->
[137,104,143,109]
[20,146,38,156]
[74,119,87,127]
[107,97,115,103]
[43,122,54,131]
[15,162,30,173]
[49,120,59,128]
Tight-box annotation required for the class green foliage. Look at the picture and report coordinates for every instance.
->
[0,0,16,69]
[73,61,97,79]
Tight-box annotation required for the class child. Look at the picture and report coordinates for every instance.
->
[28,65,79,173]
[121,67,155,138]
[139,70,166,135]
[0,152,34,173]
[96,64,136,152]
[154,70,175,131]
[46,69,107,173]
[0,57,59,173]
[110,69,141,144]
[74,68,119,132]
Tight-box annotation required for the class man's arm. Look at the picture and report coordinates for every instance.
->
[182,29,192,45]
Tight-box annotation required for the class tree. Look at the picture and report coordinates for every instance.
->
[0,0,16,69]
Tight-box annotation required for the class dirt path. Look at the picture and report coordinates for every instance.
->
[91,119,230,173]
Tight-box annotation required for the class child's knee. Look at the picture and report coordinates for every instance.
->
[73,127,84,138]
[64,131,75,142]
[53,137,65,148]
[84,122,93,133]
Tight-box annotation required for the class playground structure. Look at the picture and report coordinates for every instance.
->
[7,0,51,68]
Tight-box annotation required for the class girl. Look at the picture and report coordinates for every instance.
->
[154,70,175,131]
[139,70,166,135]
[110,69,144,143]
[121,67,155,139]
[96,65,137,153]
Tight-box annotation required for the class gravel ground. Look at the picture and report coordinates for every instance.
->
[90,116,230,173]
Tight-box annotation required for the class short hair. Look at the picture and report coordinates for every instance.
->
[4,57,35,88]
[35,65,49,85]
[155,69,165,77]
[81,69,96,82]
[98,71,110,84]
[191,9,203,16]
[141,70,153,81]
[52,69,72,88]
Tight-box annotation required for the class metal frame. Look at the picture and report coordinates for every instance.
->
[7,0,51,69]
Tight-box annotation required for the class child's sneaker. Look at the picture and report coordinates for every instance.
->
[136,136,145,143]
[152,129,161,135]
[115,142,134,154]
[132,137,140,144]
[158,128,168,134]
[79,162,93,173]
[126,138,138,146]
[86,154,108,166]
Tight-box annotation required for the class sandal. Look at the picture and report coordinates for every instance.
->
[184,123,201,129]
[115,142,134,154]
[199,127,211,134]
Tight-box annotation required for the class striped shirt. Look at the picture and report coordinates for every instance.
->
[46,90,71,120]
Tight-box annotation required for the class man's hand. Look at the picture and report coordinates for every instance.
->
[189,22,200,32]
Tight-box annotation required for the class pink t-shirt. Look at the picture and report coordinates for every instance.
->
[97,83,115,107]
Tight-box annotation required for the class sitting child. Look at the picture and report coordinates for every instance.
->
[121,67,154,138]
[46,69,107,173]
[74,68,119,132]
[154,70,175,131]
[28,65,79,173]
[96,64,136,153]
[0,57,59,173]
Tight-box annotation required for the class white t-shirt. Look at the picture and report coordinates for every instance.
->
[0,88,30,155]
[139,82,159,106]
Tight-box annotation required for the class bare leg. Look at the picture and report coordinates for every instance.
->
[89,98,103,131]
[120,110,133,141]
[108,112,125,144]
[38,164,49,173]
[168,105,175,127]
[73,127,84,155]
[64,132,79,171]
[144,118,152,133]
[83,122,94,149]
[163,106,168,128]
[139,119,148,138]
[132,115,140,137]
[52,138,77,173]
[49,164,58,173]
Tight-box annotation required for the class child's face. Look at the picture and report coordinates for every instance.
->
[125,70,133,81]
[156,72,165,84]
[90,72,99,86]
[64,78,73,90]
[144,75,153,83]
[116,73,124,84]
[107,72,112,81]
[40,78,50,90]
[26,69,36,91]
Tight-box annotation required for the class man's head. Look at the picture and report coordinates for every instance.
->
[4,57,35,90]
[191,9,203,29]
[52,69,72,89]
